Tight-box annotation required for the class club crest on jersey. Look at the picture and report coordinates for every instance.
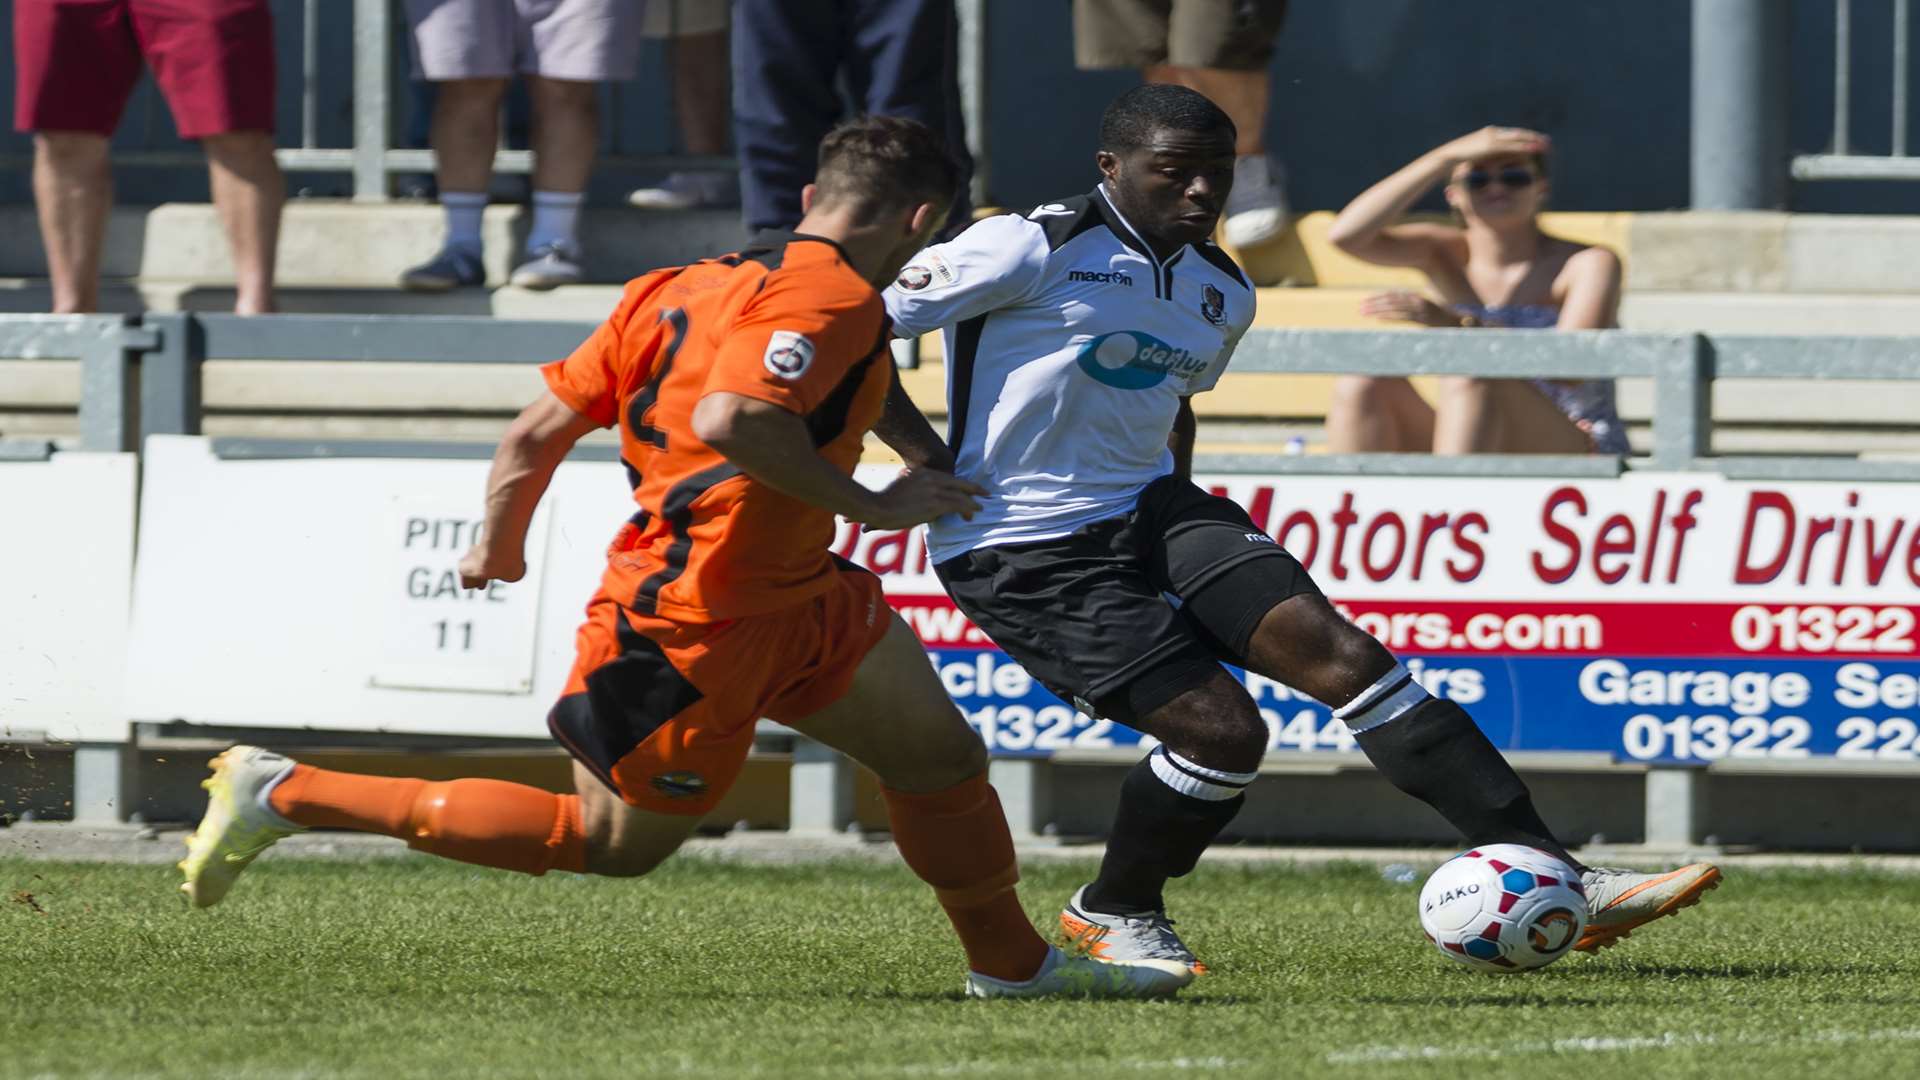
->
[1201,283,1227,326]
[763,330,815,380]
[1075,330,1209,390]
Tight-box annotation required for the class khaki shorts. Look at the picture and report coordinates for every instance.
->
[641,0,729,39]
[1074,0,1289,71]
[405,0,642,82]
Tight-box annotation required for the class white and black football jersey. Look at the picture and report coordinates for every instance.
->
[884,184,1255,563]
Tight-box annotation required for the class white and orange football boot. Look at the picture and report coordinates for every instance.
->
[1059,885,1207,974]
[1576,863,1723,952]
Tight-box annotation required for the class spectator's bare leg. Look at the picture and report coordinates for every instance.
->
[203,132,284,315]
[1431,378,1591,454]
[431,79,510,194]
[32,133,112,314]
[526,76,598,194]
[1326,375,1434,453]
[1146,66,1267,156]
[672,31,731,156]
[514,77,597,279]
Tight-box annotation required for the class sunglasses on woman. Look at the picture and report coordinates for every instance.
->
[1463,167,1537,191]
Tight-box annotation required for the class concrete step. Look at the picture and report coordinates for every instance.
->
[16,201,1920,295]
[0,201,747,289]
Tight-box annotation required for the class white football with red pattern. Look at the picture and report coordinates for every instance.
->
[1417,844,1587,973]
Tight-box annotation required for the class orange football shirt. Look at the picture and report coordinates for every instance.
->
[541,232,893,622]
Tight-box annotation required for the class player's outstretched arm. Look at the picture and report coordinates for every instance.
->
[459,391,600,588]
[874,376,955,472]
[693,391,984,529]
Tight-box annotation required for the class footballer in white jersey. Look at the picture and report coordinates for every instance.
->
[873,85,1719,972]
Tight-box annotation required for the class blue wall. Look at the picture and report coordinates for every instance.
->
[3,1,1919,213]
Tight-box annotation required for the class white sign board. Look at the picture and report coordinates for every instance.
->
[124,437,612,738]
[123,440,1920,765]
[0,452,137,742]
[368,497,551,694]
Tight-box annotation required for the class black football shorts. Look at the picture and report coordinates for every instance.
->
[935,475,1318,726]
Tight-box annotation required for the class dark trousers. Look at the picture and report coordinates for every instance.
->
[733,0,975,233]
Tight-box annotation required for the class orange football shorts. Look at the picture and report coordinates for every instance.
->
[547,563,890,816]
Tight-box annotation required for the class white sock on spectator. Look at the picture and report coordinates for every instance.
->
[527,191,584,254]
[441,191,486,257]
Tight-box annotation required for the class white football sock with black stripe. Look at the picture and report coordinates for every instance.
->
[1148,745,1259,801]
[1333,662,1432,733]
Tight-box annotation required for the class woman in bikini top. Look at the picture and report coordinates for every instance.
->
[1323,126,1627,455]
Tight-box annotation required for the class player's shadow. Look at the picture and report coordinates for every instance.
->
[1560,961,1894,981]
[1352,992,1606,1008]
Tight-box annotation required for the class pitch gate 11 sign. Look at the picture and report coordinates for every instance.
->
[835,468,1920,763]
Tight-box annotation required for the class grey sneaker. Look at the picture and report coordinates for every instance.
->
[399,246,485,292]
[964,944,1194,1000]
[509,242,585,290]
[1577,863,1722,952]
[1059,885,1205,973]
[628,171,739,211]
[1222,153,1290,249]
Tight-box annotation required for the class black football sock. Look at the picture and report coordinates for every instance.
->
[1081,747,1254,916]
[1339,664,1586,873]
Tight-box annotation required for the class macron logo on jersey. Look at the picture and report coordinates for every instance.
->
[1067,269,1134,287]
[763,331,815,380]
[1075,330,1209,390]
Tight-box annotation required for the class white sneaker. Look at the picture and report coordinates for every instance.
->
[1222,154,1290,249]
[1576,863,1722,952]
[1059,885,1205,973]
[964,945,1194,999]
[509,242,585,290]
[627,171,739,211]
[178,745,303,909]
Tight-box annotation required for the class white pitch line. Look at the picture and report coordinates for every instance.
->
[1325,1026,1920,1066]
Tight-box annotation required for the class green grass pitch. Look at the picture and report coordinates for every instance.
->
[5,855,1920,1078]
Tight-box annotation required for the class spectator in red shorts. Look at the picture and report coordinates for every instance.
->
[13,0,285,315]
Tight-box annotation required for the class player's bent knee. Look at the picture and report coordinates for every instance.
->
[867,710,990,795]
[584,834,678,878]
[572,764,695,878]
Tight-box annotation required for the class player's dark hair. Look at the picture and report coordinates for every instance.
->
[1099,84,1236,152]
[813,115,961,222]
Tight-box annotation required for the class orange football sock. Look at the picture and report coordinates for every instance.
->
[269,765,587,876]
[882,773,1051,982]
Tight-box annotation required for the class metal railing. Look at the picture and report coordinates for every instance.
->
[0,315,154,455]
[0,0,728,200]
[1794,0,1920,180]
[0,0,990,204]
[5,313,1908,482]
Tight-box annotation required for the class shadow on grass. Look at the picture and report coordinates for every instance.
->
[660,988,1265,1007]
[1565,960,1906,981]
[1351,992,1606,1008]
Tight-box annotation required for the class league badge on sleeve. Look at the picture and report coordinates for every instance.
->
[894,252,955,292]
[764,330,816,380]
[1201,283,1227,327]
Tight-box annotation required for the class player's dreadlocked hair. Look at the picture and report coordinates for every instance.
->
[813,115,962,222]
[1099,84,1236,152]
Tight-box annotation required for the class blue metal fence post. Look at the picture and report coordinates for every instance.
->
[1691,0,1791,208]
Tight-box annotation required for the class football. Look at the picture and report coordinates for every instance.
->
[1417,844,1588,973]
